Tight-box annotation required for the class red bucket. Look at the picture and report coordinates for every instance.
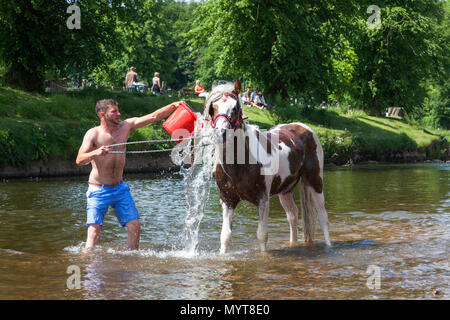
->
[163,101,197,144]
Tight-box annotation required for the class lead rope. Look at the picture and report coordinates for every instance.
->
[106,133,214,154]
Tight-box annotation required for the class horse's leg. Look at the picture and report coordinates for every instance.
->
[278,192,298,247]
[257,197,270,252]
[309,187,331,246]
[220,199,235,254]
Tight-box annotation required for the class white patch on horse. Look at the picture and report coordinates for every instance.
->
[275,142,292,181]
[268,126,295,185]
[246,124,293,179]
[213,95,237,130]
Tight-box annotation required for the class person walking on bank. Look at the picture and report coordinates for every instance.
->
[152,72,161,95]
[76,99,181,251]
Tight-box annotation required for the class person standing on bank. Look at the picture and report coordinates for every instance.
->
[125,67,138,92]
[76,99,181,251]
[152,72,161,95]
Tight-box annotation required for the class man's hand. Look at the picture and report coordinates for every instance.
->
[76,129,111,166]
[94,146,110,157]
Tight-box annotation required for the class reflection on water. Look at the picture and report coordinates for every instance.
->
[0,163,449,299]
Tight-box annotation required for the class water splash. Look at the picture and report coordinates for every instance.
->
[172,114,218,256]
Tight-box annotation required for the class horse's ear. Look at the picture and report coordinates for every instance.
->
[234,79,242,93]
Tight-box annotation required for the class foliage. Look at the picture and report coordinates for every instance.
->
[0,0,448,128]
[349,1,447,115]
[91,0,199,90]
[0,0,123,92]
[188,0,448,120]
[189,0,352,99]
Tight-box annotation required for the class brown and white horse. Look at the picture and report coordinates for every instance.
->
[203,80,331,253]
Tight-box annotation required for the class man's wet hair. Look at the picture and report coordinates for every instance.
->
[96,99,118,117]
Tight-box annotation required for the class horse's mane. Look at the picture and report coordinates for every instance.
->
[203,82,236,119]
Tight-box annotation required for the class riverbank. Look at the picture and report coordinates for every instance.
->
[0,86,449,179]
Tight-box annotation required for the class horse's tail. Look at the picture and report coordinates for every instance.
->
[298,129,331,245]
[299,179,318,244]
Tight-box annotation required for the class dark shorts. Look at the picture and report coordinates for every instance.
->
[86,181,140,227]
[152,84,160,93]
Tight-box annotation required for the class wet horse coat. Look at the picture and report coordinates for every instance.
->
[204,81,331,253]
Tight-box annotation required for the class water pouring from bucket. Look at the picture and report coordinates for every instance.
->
[163,101,217,256]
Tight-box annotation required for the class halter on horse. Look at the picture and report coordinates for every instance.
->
[209,90,247,130]
[203,80,331,253]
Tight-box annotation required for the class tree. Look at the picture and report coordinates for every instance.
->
[92,0,199,90]
[347,1,447,114]
[189,0,448,117]
[0,0,122,92]
[188,0,358,100]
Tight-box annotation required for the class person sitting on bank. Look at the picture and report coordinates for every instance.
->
[245,87,252,101]
[76,99,182,251]
[152,72,161,95]
[194,80,208,99]
[241,92,250,105]
[250,88,258,103]
[252,90,268,110]
[125,67,138,92]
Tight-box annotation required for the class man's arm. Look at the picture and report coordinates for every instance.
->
[76,129,109,166]
[125,102,180,131]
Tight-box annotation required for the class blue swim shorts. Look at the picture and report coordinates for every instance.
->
[85,181,140,227]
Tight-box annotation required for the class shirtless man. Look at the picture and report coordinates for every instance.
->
[76,99,180,250]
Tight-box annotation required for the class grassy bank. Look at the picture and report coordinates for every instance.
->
[0,87,204,168]
[250,104,450,164]
[0,86,448,169]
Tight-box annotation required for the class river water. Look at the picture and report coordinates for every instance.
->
[0,163,448,300]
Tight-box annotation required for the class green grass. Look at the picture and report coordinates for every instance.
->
[264,105,450,163]
[0,86,448,168]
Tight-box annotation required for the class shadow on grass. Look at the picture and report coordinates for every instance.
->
[360,117,401,131]
[269,107,418,152]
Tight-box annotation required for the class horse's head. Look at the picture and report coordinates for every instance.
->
[204,80,246,136]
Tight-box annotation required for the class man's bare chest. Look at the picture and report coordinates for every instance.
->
[94,126,130,148]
